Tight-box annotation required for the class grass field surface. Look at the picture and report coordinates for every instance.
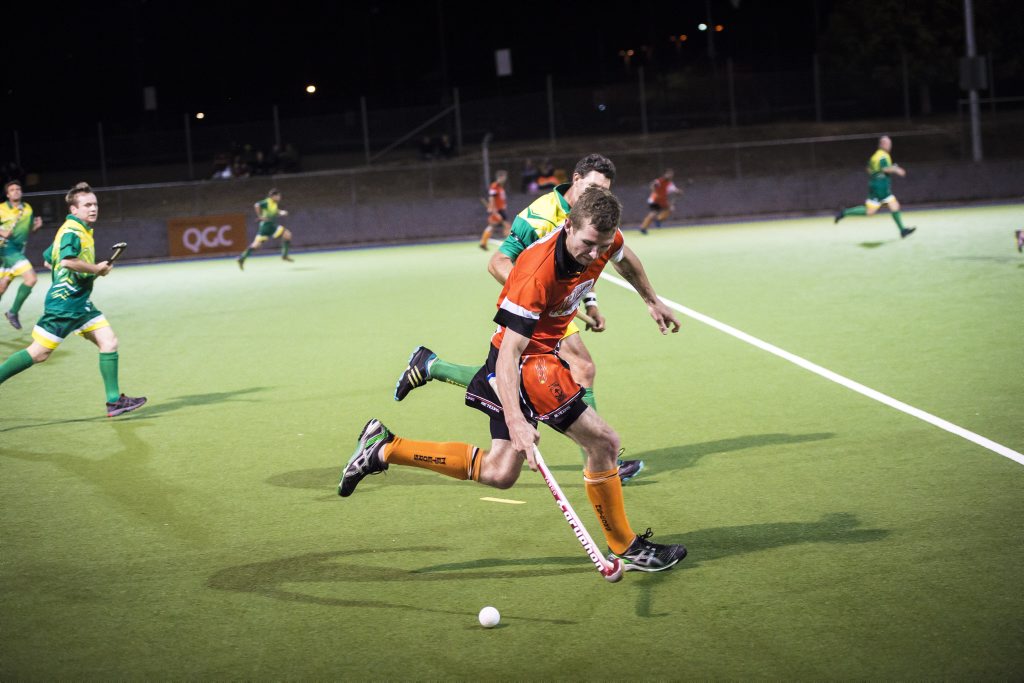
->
[1,204,1022,678]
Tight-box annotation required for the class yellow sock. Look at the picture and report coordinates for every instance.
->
[584,467,635,555]
[383,437,483,481]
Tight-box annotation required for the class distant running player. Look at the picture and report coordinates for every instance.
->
[237,188,293,269]
[835,135,916,239]
[478,170,510,250]
[0,180,44,330]
[0,182,146,416]
[639,169,680,235]
[340,186,687,573]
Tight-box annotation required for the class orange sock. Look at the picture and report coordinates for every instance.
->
[583,467,635,555]
[383,437,483,481]
[479,226,492,246]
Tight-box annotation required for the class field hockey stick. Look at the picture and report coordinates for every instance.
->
[105,242,127,264]
[574,308,599,330]
[532,443,624,582]
[487,374,623,582]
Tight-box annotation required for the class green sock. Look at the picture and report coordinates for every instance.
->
[10,283,33,314]
[892,211,906,230]
[843,205,867,217]
[239,248,252,260]
[582,387,597,411]
[0,349,34,384]
[282,240,291,257]
[99,351,120,403]
[429,358,480,388]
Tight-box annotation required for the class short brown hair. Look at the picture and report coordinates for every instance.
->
[569,186,621,233]
[573,154,616,182]
[4,180,22,192]
[65,181,93,207]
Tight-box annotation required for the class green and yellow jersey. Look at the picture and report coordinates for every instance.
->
[867,149,894,201]
[0,200,35,254]
[257,197,281,227]
[45,214,98,315]
[498,183,571,260]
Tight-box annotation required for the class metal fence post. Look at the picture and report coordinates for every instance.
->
[453,87,463,153]
[273,104,281,149]
[184,112,194,181]
[360,96,371,165]
[546,74,556,146]
[639,66,648,136]
[98,122,108,186]
[813,53,823,123]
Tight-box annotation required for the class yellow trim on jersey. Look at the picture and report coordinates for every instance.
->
[561,320,581,339]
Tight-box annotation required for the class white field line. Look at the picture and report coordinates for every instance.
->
[600,273,1024,467]
[480,497,527,505]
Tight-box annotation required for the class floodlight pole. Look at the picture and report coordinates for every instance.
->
[964,0,983,162]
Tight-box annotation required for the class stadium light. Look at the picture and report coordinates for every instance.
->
[305,84,317,94]
[715,24,724,32]
[698,23,708,31]
[195,112,205,120]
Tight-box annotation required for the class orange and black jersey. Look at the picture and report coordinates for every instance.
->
[491,226,624,355]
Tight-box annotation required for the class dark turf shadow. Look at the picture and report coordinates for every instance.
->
[206,546,580,624]
[0,387,270,432]
[857,240,892,248]
[269,432,835,498]
[127,386,271,418]
[948,255,1022,264]
[625,512,889,617]
[0,420,212,543]
[208,512,887,620]
[547,432,836,479]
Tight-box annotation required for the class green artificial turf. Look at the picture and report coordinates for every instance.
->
[1,204,1021,678]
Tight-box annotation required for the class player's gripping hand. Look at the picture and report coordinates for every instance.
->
[649,300,681,334]
[584,306,606,332]
[508,418,541,470]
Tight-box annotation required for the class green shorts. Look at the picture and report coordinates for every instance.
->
[31,307,109,350]
[257,221,285,239]
[867,178,893,203]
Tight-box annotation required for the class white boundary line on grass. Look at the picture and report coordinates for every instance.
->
[601,273,1024,467]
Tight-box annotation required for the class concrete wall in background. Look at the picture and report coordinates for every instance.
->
[27,159,1023,263]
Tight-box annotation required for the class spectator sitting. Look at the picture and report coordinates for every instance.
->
[437,134,455,159]
[419,135,435,161]
[536,159,558,191]
[520,158,539,194]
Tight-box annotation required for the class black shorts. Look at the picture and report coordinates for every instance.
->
[465,345,587,440]
[648,202,664,212]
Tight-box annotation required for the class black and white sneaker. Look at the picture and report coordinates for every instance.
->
[393,346,436,401]
[5,310,21,330]
[106,394,147,417]
[610,528,687,572]
[338,419,392,497]
[900,226,917,239]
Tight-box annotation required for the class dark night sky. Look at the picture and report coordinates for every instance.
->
[8,0,825,133]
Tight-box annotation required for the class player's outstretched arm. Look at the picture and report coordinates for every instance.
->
[495,329,540,467]
[60,257,112,277]
[487,250,514,285]
[612,245,681,335]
